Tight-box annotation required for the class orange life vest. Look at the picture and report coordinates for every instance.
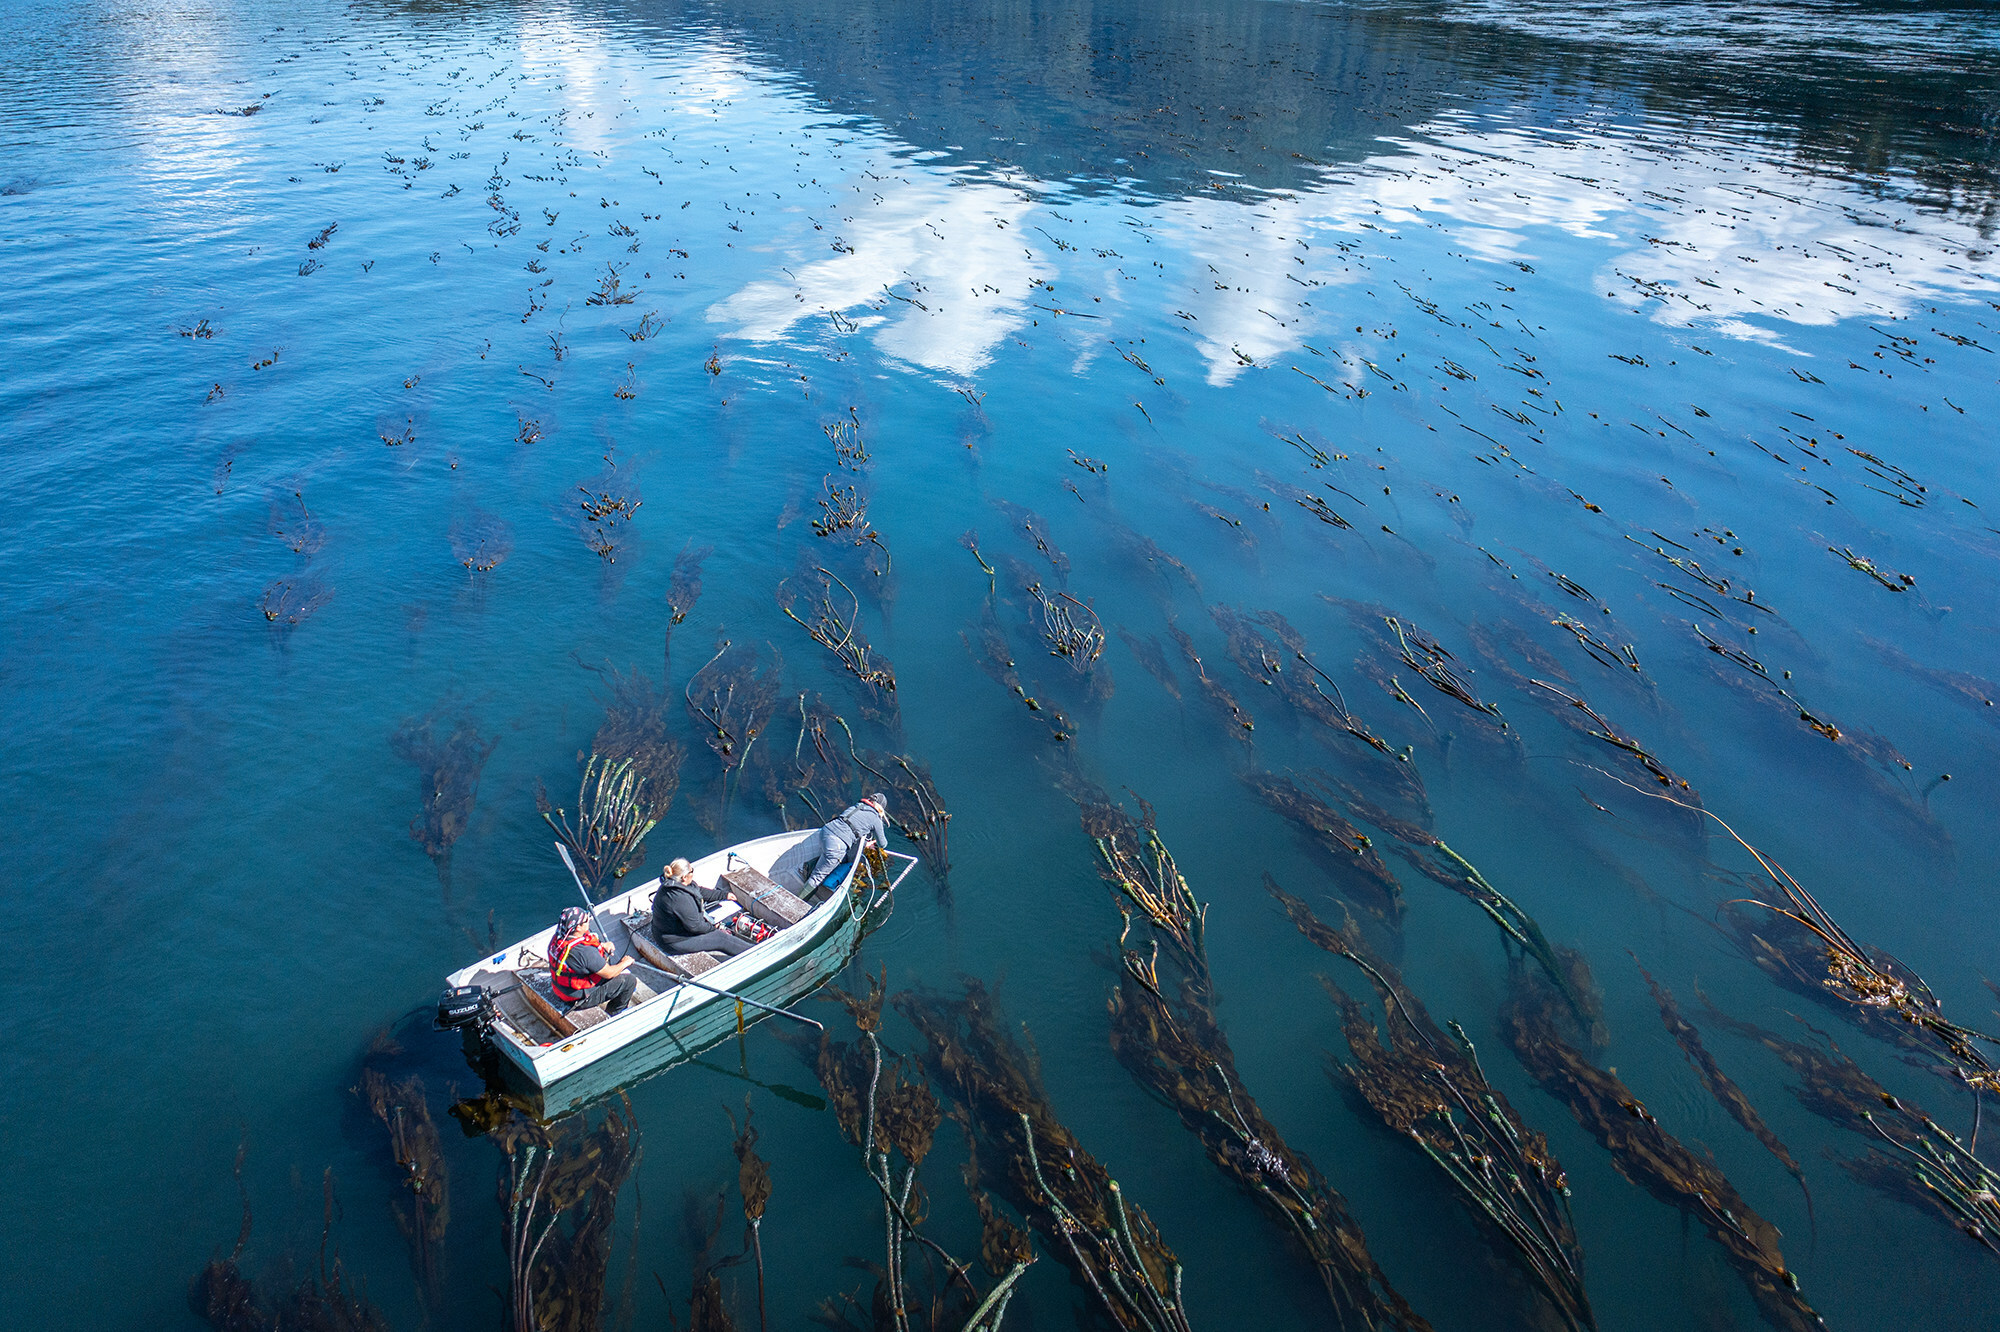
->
[550,930,607,1004]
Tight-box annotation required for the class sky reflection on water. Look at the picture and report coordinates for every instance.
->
[3,1,2000,1329]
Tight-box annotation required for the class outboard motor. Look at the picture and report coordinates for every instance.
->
[436,984,496,1034]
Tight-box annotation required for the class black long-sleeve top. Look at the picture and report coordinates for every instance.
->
[652,873,731,940]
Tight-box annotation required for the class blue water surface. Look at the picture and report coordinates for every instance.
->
[4,0,2000,1328]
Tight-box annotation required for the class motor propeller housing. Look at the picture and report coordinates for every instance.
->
[436,984,496,1033]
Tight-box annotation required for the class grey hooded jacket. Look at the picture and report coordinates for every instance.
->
[805,800,889,889]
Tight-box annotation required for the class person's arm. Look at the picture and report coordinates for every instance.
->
[571,943,628,979]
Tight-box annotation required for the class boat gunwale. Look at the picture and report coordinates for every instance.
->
[448,831,914,1085]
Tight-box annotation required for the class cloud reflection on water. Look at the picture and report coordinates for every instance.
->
[711,88,2000,382]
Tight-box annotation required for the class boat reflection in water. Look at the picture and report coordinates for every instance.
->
[443,831,913,1121]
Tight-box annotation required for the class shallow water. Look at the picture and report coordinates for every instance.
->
[4,0,1999,1327]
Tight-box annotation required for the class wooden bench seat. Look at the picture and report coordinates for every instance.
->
[722,866,812,929]
[624,918,726,979]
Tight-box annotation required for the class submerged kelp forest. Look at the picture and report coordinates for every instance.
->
[3,0,2000,1328]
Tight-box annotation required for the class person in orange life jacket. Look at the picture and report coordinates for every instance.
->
[549,906,639,1013]
[651,858,752,957]
[801,793,889,898]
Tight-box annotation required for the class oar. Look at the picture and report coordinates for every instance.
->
[555,843,614,940]
[654,969,825,1032]
[563,842,825,1032]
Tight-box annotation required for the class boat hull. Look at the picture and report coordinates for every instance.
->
[445,830,899,1115]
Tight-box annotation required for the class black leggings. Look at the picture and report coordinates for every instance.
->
[654,926,751,957]
[564,971,638,1014]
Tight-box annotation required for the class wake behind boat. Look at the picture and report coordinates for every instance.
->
[438,830,914,1108]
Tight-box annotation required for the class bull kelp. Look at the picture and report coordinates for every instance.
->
[494,1102,640,1332]
[899,981,1195,1332]
[806,974,1030,1332]
[1501,974,1823,1332]
[1700,1000,2000,1260]
[1267,882,1591,1331]
[1080,792,1431,1329]
[16,0,2000,1327]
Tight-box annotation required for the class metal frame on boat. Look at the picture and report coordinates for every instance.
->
[442,830,914,1104]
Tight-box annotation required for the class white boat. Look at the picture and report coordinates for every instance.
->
[440,830,914,1113]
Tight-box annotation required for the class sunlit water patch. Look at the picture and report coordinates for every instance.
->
[3,2,1999,1330]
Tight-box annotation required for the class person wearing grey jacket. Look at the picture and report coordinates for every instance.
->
[802,793,890,895]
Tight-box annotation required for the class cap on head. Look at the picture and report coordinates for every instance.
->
[867,792,888,812]
[557,906,591,937]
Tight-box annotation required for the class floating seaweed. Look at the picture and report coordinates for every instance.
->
[1213,607,1395,757]
[1117,628,1182,702]
[356,1063,450,1300]
[1386,616,1504,723]
[1685,636,1946,851]
[1624,785,2000,1087]
[958,531,997,591]
[260,577,332,627]
[390,707,498,879]
[1699,1001,2000,1259]
[674,1190,744,1332]
[1267,882,1591,1332]
[684,641,785,835]
[811,975,992,1332]
[1166,621,1254,740]
[974,560,1112,718]
[192,1163,392,1332]
[1627,535,1777,621]
[1700,1000,1910,1142]
[449,504,514,574]
[993,500,1069,584]
[586,662,685,826]
[1466,617,1569,689]
[779,566,899,723]
[1861,636,2000,729]
[538,753,659,891]
[1549,613,1647,682]
[1528,680,1695,798]
[1027,582,1106,671]
[899,981,1193,1331]
[725,1097,773,1331]
[1633,963,1809,1214]
[812,474,892,574]
[1325,600,1510,750]
[1244,770,1404,925]
[1312,787,1592,1033]
[686,640,783,774]
[1501,972,1823,1332]
[1081,794,1431,1329]
[669,541,715,625]
[964,598,1074,744]
[1691,624,1849,744]
[785,693,864,829]
[494,1101,639,1332]
[827,411,869,471]
[576,478,641,563]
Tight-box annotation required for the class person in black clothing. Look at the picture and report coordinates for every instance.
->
[549,906,640,1013]
[651,858,752,957]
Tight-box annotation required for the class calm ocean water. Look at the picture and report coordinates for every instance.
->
[4,1,1999,1328]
